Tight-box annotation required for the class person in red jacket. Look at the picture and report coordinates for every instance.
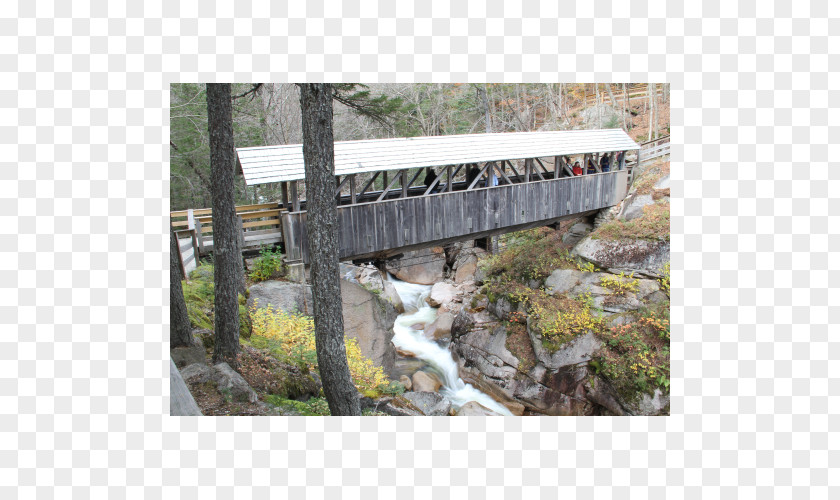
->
[572,161,583,176]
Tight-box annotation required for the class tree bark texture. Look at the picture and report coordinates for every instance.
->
[648,83,654,142]
[170,226,194,348]
[299,83,361,416]
[477,84,491,133]
[207,83,241,369]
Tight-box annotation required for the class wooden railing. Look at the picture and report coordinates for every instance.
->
[173,228,199,275]
[283,171,625,264]
[170,202,285,256]
[638,135,670,162]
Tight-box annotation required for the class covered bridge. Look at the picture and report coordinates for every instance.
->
[233,129,639,264]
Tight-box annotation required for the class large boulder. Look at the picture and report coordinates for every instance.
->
[180,362,259,404]
[340,280,399,374]
[454,254,479,283]
[565,272,662,313]
[424,311,455,340]
[545,269,586,295]
[386,247,446,285]
[342,263,405,313]
[426,282,460,308]
[619,194,654,221]
[247,281,313,315]
[573,237,670,278]
[622,388,670,416]
[212,363,259,404]
[562,221,594,246]
[171,337,207,368]
[452,325,519,381]
[170,358,202,416]
[455,401,503,416]
[237,345,321,400]
[451,308,475,339]
[411,371,442,392]
[180,362,214,383]
[382,395,426,416]
[402,392,452,416]
[248,279,399,373]
[527,320,602,372]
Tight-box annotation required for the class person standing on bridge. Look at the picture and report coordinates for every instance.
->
[600,153,611,172]
[424,167,437,193]
[572,161,583,176]
[466,164,480,188]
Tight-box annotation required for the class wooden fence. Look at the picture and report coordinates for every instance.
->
[170,203,285,256]
[173,228,199,276]
[638,135,670,162]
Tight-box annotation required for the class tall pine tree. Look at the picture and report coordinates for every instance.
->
[298,83,361,416]
[207,83,242,368]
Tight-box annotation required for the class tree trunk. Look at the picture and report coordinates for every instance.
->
[648,83,654,142]
[170,226,194,348]
[298,83,361,416]
[605,84,620,130]
[477,84,491,133]
[624,83,631,131]
[207,83,241,369]
[597,84,602,128]
[653,84,659,139]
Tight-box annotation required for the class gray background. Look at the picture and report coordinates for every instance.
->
[3,0,837,497]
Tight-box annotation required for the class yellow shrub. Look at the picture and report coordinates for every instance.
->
[250,304,389,395]
[344,337,389,393]
[600,272,639,295]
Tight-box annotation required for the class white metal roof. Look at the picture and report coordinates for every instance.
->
[237,129,640,185]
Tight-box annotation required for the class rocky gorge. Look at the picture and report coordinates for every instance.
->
[173,159,670,416]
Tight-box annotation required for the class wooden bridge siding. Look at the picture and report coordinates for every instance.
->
[284,171,619,264]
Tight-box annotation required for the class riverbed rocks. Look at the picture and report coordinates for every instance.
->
[453,324,519,381]
[426,282,460,308]
[454,254,479,283]
[455,401,503,416]
[411,371,443,392]
[402,391,452,416]
[340,263,404,313]
[423,311,454,340]
[381,395,426,416]
[386,247,446,285]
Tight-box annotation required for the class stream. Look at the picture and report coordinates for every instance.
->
[388,275,513,416]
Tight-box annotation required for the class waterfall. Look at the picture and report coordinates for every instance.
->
[388,275,513,416]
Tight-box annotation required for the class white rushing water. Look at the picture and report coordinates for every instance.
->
[388,276,513,416]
